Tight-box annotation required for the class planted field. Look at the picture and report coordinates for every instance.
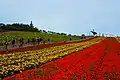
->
[0,37,103,79]
[1,37,120,80]
[1,0,120,80]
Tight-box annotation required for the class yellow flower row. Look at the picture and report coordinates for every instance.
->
[0,37,104,77]
[116,37,120,43]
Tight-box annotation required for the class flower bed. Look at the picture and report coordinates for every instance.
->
[116,37,120,43]
[4,37,120,80]
[0,37,104,79]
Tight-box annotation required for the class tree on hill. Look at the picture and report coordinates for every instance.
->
[81,34,85,37]
[73,35,77,36]
[42,30,47,33]
[61,33,67,35]
[81,34,86,39]
[47,31,52,34]
[56,33,60,35]
[68,34,72,36]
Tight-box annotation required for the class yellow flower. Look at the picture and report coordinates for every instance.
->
[20,71,22,73]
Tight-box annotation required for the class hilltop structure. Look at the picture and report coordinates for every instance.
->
[91,29,97,36]
[30,21,34,28]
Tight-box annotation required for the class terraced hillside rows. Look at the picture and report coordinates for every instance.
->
[0,37,104,79]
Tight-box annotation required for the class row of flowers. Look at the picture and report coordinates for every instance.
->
[116,37,120,43]
[0,37,104,78]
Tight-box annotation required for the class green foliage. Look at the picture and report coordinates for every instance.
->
[0,23,39,32]
[0,23,88,45]
[0,31,85,45]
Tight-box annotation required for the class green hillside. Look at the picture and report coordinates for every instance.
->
[0,31,87,45]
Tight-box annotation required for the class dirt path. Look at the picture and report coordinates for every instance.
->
[4,37,120,80]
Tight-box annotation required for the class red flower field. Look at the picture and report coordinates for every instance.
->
[2,37,120,80]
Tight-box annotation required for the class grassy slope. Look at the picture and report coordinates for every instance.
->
[0,31,83,45]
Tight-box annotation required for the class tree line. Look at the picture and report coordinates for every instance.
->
[0,23,39,32]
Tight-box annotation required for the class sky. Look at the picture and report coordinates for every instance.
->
[0,0,120,36]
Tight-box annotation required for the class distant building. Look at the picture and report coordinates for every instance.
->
[30,21,34,28]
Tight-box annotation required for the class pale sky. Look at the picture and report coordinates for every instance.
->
[0,0,120,36]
